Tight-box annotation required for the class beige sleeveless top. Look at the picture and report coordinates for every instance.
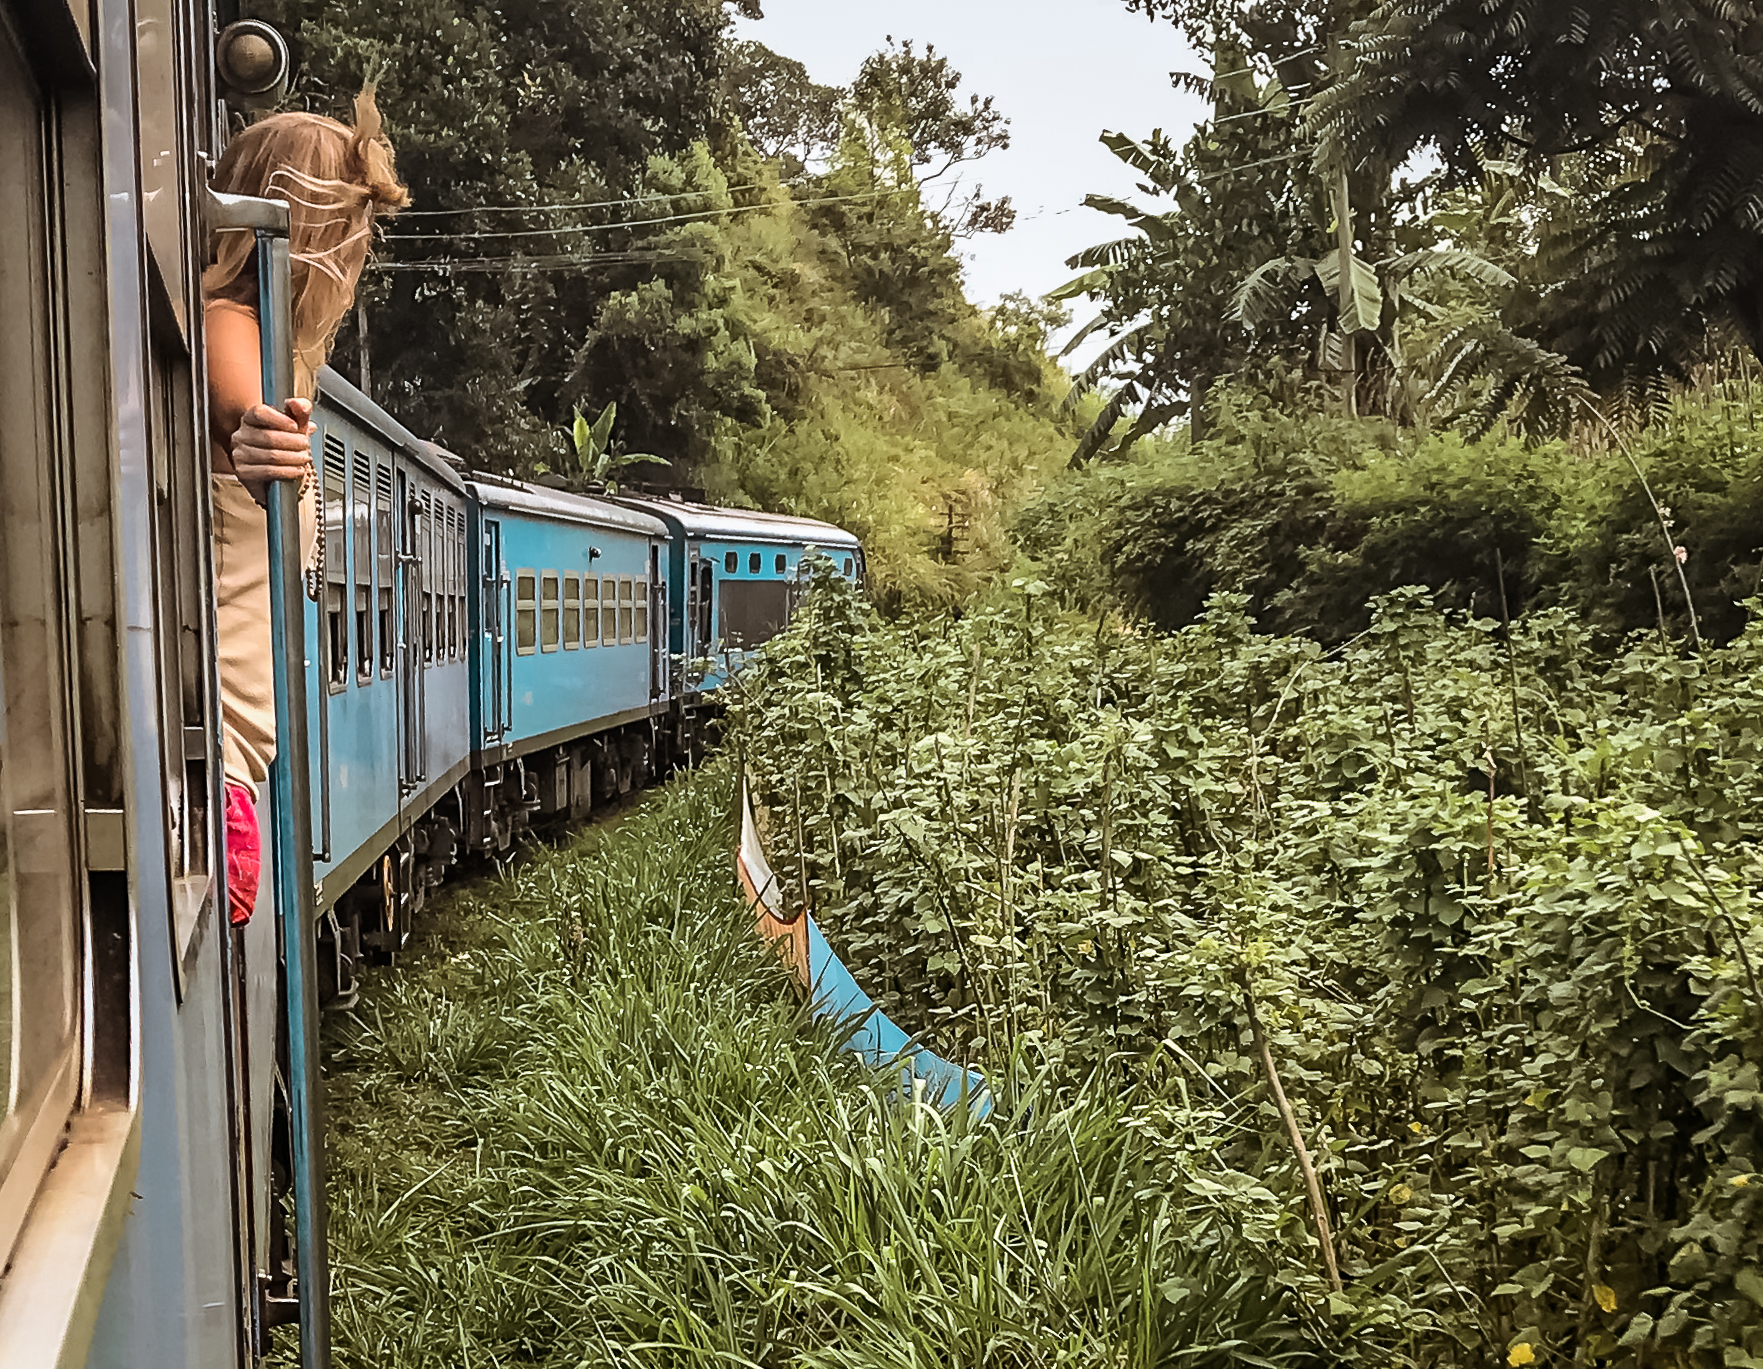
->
[209,300,320,789]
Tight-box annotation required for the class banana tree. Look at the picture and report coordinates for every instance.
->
[537,401,670,494]
[1231,244,1520,425]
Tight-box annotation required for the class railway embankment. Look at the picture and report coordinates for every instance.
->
[285,768,1306,1368]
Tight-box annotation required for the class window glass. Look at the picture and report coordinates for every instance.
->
[540,571,560,651]
[0,32,80,1222]
[749,551,761,574]
[775,553,786,574]
[323,452,348,690]
[843,557,854,576]
[421,492,434,663]
[582,575,600,646]
[618,577,635,643]
[376,464,394,675]
[634,579,648,641]
[562,573,580,648]
[601,576,617,645]
[353,454,372,682]
[724,551,737,574]
[515,571,537,655]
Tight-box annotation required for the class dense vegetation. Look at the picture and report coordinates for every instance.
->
[244,0,1074,607]
[733,566,1763,1366]
[290,780,1319,1369]
[1018,373,1763,647]
[246,3,1763,1366]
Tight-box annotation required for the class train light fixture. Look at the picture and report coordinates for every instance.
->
[216,20,289,112]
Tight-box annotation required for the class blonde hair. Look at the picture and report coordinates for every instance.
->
[204,88,409,395]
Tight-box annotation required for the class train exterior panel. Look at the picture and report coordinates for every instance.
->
[613,497,864,691]
[468,480,671,757]
[307,371,472,909]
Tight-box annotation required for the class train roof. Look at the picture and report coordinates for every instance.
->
[610,494,862,550]
[463,473,671,538]
[316,366,466,495]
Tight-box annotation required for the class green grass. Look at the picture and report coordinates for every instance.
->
[279,765,1316,1368]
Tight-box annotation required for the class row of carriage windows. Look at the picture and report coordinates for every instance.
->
[720,549,856,577]
[514,571,646,655]
[322,437,469,693]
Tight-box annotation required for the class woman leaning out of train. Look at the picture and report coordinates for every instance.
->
[204,88,408,925]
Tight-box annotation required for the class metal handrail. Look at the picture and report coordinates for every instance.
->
[223,190,332,1369]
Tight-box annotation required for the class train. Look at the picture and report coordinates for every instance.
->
[302,368,862,1004]
[0,2,861,1365]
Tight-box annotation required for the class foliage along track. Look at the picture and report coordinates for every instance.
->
[282,767,1313,1369]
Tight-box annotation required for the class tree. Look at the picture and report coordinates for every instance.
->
[245,0,758,466]
[1052,46,1335,459]
[719,40,843,172]
[850,39,1015,238]
[1311,0,1763,387]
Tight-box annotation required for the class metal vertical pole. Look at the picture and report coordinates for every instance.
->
[255,224,333,1369]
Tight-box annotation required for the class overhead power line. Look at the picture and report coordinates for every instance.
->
[371,248,706,273]
[396,177,812,219]
[381,187,916,245]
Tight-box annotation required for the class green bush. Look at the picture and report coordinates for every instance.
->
[1017,383,1763,647]
[732,569,1763,1366]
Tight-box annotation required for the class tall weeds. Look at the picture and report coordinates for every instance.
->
[290,774,1316,1368]
[731,569,1763,1366]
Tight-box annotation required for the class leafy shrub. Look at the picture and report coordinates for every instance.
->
[733,569,1763,1366]
[1018,383,1763,647]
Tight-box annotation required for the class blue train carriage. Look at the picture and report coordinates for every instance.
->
[307,368,473,998]
[463,475,674,846]
[611,496,864,695]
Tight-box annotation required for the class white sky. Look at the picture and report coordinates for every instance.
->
[730,0,1206,332]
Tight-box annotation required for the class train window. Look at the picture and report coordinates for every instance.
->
[540,572,561,651]
[724,551,738,574]
[563,573,580,648]
[515,571,537,655]
[582,575,600,646]
[0,29,85,1261]
[749,551,762,574]
[776,553,787,574]
[843,557,854,577]
[354,453,372,684]
[719,579,790,649]
[634,579,649,641]
[323,446,348,692]
[697,560,714,648]
[421,492,434,663]
[601,576,618,646]
[618,577,635,643]
[376,464,395,676]
[447,507,460,661]
[447,514,461,662]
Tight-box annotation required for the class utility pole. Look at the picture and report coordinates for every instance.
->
[357,295,371,400]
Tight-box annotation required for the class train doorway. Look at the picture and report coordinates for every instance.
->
[482,519,507,740]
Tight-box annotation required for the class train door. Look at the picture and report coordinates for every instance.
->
[691,555,714,658]
[649,544,666,702]
[397,471,425,793]
[482,518,507,742]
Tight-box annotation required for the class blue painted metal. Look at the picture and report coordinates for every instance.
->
[803,913,992,1116]
[257,228,332,1369]
[736,781,989,1118]
[465,479,670,756]
[308,371,473,905]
